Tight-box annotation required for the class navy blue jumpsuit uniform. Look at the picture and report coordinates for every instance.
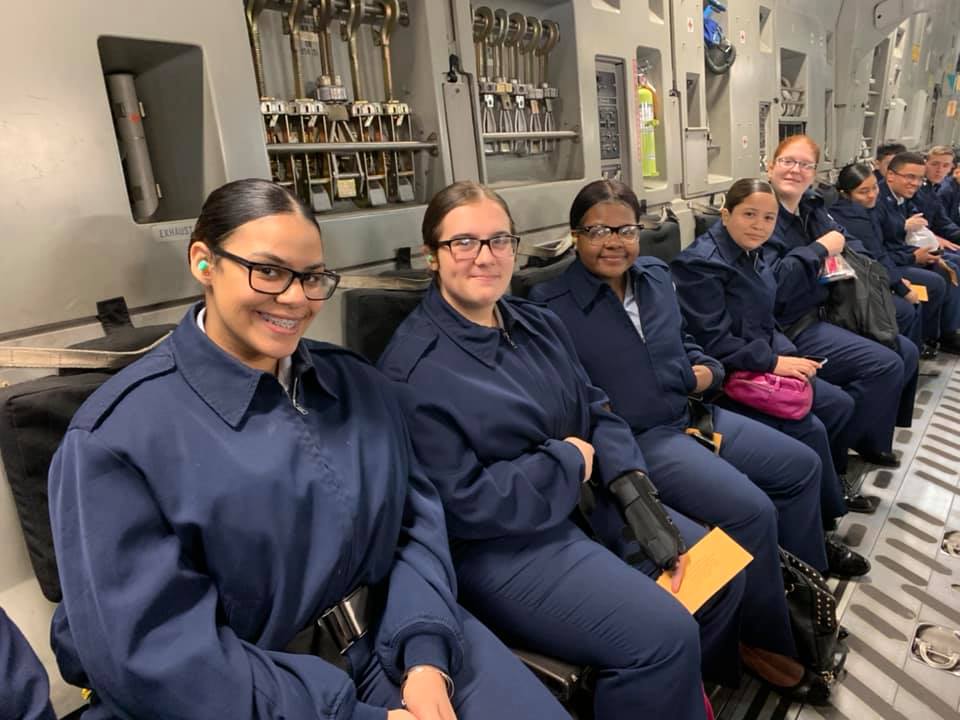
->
[671,225,853,521]
[379,285,745,720]
[1,608,55,720]
[913,181,960,268]
[875,182,960,339]
[48,306,564,720]
[764,192,918,461]
[828,197,927,344]
[936,174,960,227]
[531,256,824,649]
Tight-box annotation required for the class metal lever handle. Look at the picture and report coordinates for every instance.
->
[505,13,526,83]
[313,0,338,78]
[285,0,306,98]
[245,0,270,98]
[490,9,508,81]
[537,20,560,86]
[374,0,399,100]
[520,17,541,87]
[341,0,365,100]
[473,7,494,80]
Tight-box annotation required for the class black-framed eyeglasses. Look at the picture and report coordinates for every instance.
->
[889,169,924,184]
[211,247,340,300]
[775,157,818,172]
[437,234,520,261]
[573,224,644,245]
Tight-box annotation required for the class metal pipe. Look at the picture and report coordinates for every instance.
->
[267,140,438,153]
[342,0,365,100]
[375,0,399,100]
[286,0,306,98]
[245,0,270,98]
[481,130,577,141]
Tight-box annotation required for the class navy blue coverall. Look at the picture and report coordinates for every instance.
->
[764,193,918,461]
[874,182,960,339]
[936,175,960,227]
[48,306,564,720]
[671,224,852,521]
[529,256,823,653]
[826,198,924,345]
[379,284,745,720]
[1,608,55,720]
[916,181,960,242]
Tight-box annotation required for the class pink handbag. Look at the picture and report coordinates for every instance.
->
[723,370,813,421]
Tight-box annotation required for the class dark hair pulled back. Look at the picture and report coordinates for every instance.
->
[568,179,642,228]
[421,181,514,251]
[836,163,875,194]
[723,178,775,212]
[188,178,320,256]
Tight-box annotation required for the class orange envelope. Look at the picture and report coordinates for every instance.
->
[657,527,753,614]
[911,284,929,302]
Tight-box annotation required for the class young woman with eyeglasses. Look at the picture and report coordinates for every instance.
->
[48,178,566,720]
[529,178,843,702]
[762,135,918,472]
[379,180,750,719]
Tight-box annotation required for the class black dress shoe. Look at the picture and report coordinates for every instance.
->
[856,450,900,467]
[842,474,880,513]
[760,668,832,706]
[938,332,960,355]
[845,492,880,513]
[825,535,870,577]
[921,341,939,360]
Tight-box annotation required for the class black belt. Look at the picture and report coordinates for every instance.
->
[285,585,383,670]
[783,306,822,342]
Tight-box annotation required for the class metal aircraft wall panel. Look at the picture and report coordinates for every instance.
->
[0,1,269,336]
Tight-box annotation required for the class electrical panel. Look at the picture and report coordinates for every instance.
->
[595,58,628,182]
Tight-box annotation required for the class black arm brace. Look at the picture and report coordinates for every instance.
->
[608,470,686,571]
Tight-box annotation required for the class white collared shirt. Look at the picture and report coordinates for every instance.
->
[623,280,645,341]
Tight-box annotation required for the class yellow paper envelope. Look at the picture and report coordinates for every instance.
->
[657,527,753,614]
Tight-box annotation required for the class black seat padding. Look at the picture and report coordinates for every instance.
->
[0,373,111,602]
[693,210,721,238]
[511,252,576,299]
[342,289,426,363]
[815,182,839,209]
[0,321,175,602]
[638,221,682,264]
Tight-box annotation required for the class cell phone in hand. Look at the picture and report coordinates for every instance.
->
[802,355,828,366]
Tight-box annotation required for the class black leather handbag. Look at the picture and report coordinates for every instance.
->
[780,548,847,680]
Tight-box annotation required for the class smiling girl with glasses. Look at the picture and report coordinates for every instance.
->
[763,135,919,474]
